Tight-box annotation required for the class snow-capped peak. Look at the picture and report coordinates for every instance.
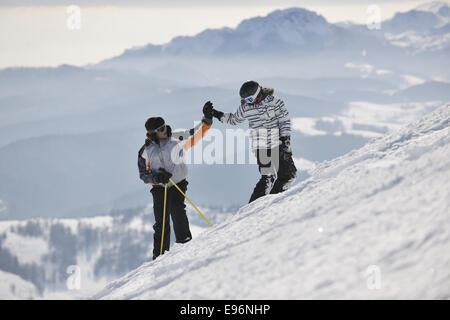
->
[415,1,450,15]
[152,7,334,56]
[236,7,330,46]
[383,1,450,34]
[237,7,329,32]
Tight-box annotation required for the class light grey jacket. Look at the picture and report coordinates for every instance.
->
[138,118,212,187]
[142,138,188,187]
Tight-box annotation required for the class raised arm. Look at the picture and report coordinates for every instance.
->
[204,100,246,126]
[172,120,202,141]
[172,116,213,151]
[219,103,246,126]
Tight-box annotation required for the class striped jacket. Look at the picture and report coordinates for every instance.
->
[138,118,212,187]
[219,90,291,150]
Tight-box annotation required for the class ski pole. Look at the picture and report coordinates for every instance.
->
[160,183,168,255]
[169,178,213,227]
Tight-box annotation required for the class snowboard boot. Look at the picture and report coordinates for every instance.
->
[249,174,276,203]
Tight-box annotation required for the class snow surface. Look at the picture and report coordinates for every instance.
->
[2,232,48,265]
[293,157,316,173]
[0,270,38,300]
[292,101,441,139]
[93,104,450,300]
[292,117,328,136]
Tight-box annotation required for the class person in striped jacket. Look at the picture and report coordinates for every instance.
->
[203,80,297,203]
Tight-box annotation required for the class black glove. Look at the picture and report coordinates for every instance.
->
[203,101,224,121]
[153,168,172,184]
[280,136,292,154]
[203,101,213,119]
[212,108,224,121]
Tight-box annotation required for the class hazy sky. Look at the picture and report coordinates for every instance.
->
[0,0,430,7]
[0,1,439,68]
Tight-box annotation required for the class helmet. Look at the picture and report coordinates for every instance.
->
[145,117,165,133]
[145,117,166,141]
[239,80,260,99]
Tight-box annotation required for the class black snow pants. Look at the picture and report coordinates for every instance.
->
[249,146,297,203]
[151,179,192,259]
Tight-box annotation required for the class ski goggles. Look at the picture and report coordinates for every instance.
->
[243,86,261,104]
[149,124,166,134]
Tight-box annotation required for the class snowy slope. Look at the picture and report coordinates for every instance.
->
[0,270,38,300]
[0,205,232,299]
[94,104,450,300]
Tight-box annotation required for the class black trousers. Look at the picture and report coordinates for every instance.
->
[249,146,297,203]
[151,179,192,259]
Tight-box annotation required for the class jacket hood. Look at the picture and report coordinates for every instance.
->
[241,87,274,105]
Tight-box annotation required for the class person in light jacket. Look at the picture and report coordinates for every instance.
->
[138,111,212,260]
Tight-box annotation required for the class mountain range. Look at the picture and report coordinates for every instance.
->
[0,2,449,220]
[1,2,449,299]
